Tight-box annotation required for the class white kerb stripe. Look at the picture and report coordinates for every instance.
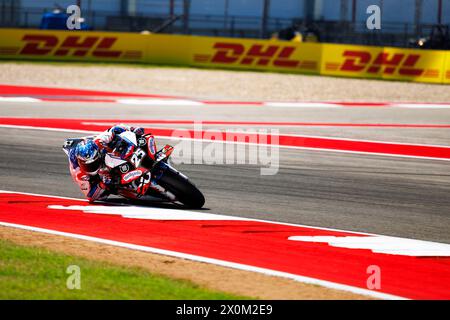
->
[288,236,450,257]
[0,97,41,103]
[47,204,250,221]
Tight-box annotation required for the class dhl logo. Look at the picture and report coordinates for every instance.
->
[335,50,425,76]
[19,34,122,58]
[195,42,318,70]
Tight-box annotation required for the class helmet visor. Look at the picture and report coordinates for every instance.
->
[78,156,101,174]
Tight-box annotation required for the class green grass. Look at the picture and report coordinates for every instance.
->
[0,239,249,300]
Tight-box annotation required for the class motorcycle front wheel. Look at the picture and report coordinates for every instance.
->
[158,169,205,209]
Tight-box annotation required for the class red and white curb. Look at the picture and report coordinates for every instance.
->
[76,119,450,128]
[1,118,450,161]
[1,190,450,299]
[2,95,450,109]
[1,84,450,108]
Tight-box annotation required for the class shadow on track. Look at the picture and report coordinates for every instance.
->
[99,196,211,211]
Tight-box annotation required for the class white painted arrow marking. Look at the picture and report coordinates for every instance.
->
[288,235,450,256]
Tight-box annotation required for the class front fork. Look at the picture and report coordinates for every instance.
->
[119,144,179,201]
[131,144,178,201]
[148,180,176,201]
[117,178,176,201]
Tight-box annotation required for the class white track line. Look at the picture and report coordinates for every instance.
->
[264,102,342,108]
[3,122,450,148]
[116,99,204,106]
[1,123,449,162]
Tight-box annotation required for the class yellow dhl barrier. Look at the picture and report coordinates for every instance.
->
[0,28,148,62]
[445,51,450,84]
[0,28,449,84]
[321,43,449,84]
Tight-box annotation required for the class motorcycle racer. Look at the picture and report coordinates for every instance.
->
[68,124,145,202]
[63,125,205,208]
[68,139,109,202]
[94,124,145,157]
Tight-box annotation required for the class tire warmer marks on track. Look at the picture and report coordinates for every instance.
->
[1,192,450,299]
[1,118,450,161]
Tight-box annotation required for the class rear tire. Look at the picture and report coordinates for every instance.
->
[158,169,205,209]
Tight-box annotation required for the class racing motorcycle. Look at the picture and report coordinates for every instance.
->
[62,130,205,208]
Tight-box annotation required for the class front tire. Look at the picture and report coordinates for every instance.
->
[158,169,205,209]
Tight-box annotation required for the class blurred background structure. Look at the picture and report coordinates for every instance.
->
[0,0,449,48]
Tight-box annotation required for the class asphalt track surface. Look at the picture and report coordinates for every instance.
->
[1,101,450,244]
